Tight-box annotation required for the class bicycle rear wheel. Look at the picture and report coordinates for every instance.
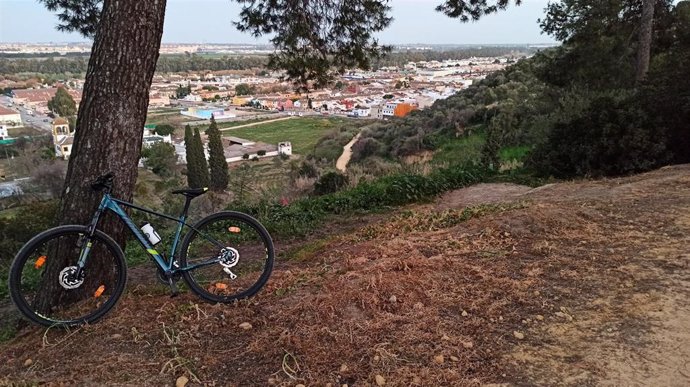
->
[180,211,274,303]
[8,225,127,327]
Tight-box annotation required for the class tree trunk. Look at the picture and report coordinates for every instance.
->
[36,0,167,312]
[636,0,655,83]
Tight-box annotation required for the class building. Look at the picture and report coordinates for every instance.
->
[394,102,417,117]
[52,117,75,160]
[278,142,292,156]
[0,106,22,125]
[12,87,82,113]
[381,102,397,117]
[0,125,8,140]
[142,125,173,147]
[148,92,171,108]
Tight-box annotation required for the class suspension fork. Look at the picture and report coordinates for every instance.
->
[75,195,109,272]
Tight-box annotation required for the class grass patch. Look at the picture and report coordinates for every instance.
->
[280,238,334,262]
[500,146,530,162]
[355,202,529,241]
[222,117,357,155]
[8,126,43,137]
[432,133,485,166]
[216,115,281,129]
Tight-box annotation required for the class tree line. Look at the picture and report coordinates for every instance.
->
[1,47,537,77]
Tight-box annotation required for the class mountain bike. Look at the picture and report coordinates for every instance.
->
[7,173,274,327]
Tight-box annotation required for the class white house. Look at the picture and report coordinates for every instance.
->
[142,126,172,147]
[353,107,370,117]
[52,117,75,159]
[0,106,22,126]
[0,125,8,140]
[278,141,292,156]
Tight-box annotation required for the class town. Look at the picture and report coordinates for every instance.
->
[0,43,525,187]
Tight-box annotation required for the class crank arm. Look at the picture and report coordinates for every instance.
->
[223,267,238,280]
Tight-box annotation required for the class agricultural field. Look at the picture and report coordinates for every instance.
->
[221,116,366,155]
[145,108,196,126]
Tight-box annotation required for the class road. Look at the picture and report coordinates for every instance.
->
[0,95,52,131]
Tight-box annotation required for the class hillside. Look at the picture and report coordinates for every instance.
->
[1,165,689,386]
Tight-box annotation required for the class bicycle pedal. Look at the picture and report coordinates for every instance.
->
[168,277,179,298]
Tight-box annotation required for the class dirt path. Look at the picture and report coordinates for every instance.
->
[1,166,689,386]
[335,132,362,172]
[218,115,293,131]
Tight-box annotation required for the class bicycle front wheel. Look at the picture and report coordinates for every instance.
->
[8,225,127,327]
[180,211,274,303]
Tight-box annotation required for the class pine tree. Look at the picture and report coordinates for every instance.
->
[183,125,199,188]
[193,127,210,188]
[206,115,228,191]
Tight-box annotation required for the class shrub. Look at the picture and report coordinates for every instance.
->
[257,150,267,156]
[242,153,249,160]
[529,95,667,178]
[314,171,349,195]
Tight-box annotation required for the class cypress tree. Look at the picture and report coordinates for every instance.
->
[183,125,199,188]
[193,127,210,188]
[207,115,229,191]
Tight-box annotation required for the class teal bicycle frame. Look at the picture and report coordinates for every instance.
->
[76,192,223,277]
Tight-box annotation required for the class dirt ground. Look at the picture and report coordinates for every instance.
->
[1,165,688,386]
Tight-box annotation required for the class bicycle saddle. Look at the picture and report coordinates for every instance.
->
[171,187,208,198]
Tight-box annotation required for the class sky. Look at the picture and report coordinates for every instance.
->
[0,0,557,45]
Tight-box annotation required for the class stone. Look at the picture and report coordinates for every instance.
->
[450,356,459,362]
[536,315,544,321]
[24,358,33,367]
[175,375,189,387]
[461,310,468,317]
[389,295,397,303]
[462,341,474,349]
[111,333,123,339]
[513,331,525,340]
[375,374,386,386]
[239,322,252,330]
[434,355,445,364]
[340,364,349,372]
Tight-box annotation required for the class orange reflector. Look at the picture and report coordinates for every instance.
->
[215,283,228,290]
[94,285,105,298]
[228,227,241,233]
[34,256,47,269]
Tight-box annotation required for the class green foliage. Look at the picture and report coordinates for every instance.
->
[142,142,178,177]
[529,94,667,178]
[207,116,229,191]
[235,0,392,89]
[236,164,491,237]
[314,171,349,195]
[154,124,175,136]
[47,86,77,117]
[175,85,191,99]
[257,150,267,156]
[235,83,254,96]
[184,125,210,188]
[0,201,58,299]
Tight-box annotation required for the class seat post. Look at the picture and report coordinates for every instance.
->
[181,196,193,218]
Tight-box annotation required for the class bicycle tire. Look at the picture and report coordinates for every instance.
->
[8,225,127,327]
[179,211,274,303]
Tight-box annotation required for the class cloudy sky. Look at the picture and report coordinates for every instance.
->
[0,0,556,45]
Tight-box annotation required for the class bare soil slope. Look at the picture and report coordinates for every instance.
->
[1,165,688,386]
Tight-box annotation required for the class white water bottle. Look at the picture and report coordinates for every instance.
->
[141,223,162,245]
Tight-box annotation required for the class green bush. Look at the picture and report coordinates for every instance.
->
[314,171,349,195]
[529,95,668,178]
